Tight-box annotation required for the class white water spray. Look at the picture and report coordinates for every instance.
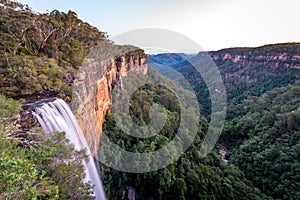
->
[33,98,106,200]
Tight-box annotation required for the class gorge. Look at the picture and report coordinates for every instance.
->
[0,1,299,199]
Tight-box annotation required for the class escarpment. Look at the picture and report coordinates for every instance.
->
[207,43,300,92]
[73,45,148,155]
[209,43,300,69]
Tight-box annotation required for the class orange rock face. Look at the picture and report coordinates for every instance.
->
[73,54,147,155]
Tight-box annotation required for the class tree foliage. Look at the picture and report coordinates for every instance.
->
[100,70,269,200]
[149,43,300,116]
[0,95,95,199]
[0,0,107,99]
[222,81,300,199]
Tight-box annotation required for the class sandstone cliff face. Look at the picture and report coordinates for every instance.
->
[210,52,300,69]
[209,43,300,69]
[203,43,300,92]
[73,53,147,155]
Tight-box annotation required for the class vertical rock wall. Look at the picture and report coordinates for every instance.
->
[73,53,147,155]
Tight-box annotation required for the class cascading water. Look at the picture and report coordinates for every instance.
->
[32,98,106,200]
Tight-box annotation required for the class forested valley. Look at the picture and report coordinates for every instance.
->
[0,0,299,199]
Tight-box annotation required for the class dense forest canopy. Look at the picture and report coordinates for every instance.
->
[222,81,300,199]
[134,45,300,199]
[0,1,107,199]
[99,68,271,200]
[0,0,299,199]
[149,43,300,116]
[0,0,107,99]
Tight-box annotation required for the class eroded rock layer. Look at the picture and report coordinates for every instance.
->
[73,46,147,155]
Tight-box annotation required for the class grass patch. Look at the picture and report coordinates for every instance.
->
[0,94,20,119]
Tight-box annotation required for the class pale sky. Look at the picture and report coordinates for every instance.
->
[18,0,300,52]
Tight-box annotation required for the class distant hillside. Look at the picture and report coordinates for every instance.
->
[148,53,194,65]
[149,43,300,200]
[149,43,300,115]
[208,43,300,94]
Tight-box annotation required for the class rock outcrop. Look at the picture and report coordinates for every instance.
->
[73,45,148,155]
[209,44,300,69]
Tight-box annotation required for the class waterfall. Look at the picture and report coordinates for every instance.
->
[33,98,106,200]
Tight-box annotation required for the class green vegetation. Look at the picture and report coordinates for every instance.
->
[149,46,300,199]
[222,81,300,199]
[0,2,108,196]
[0,94,21,118]
[0,95,95,199]
[0,1,299,199]
[0,0,107,100]
[100,69,270,200]
[150,43,300,116]
[0,130,95,199]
